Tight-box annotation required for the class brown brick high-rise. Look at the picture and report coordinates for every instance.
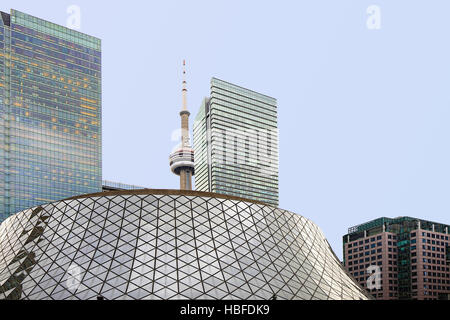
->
[343,217,450,300]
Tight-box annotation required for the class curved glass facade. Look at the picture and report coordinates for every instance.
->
[0,10,102,222]
[0,190,369,300]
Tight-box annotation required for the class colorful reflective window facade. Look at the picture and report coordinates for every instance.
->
[0,10,101,222]
[194,78,279,206]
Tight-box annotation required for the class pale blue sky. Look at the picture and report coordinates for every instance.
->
[3,1,450,259]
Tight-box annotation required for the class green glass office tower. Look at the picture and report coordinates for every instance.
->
[193,78,279,206]
[0,10,101,221]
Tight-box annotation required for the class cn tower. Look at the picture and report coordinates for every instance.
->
[169,60,195,190]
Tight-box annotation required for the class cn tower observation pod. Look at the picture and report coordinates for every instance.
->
[0,189,371,300]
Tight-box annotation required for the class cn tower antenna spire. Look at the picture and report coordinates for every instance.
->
[169,60,195,190]
[182,60,188,112]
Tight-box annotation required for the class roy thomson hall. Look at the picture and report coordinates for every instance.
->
[0,8,425,301]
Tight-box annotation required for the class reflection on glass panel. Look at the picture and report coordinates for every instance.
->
[0,193,370,300]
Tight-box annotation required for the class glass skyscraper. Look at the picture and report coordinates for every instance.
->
[0,10,101,221]
[193,78,279,206]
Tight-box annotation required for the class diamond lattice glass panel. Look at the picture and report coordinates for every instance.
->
[0,191,371,300]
